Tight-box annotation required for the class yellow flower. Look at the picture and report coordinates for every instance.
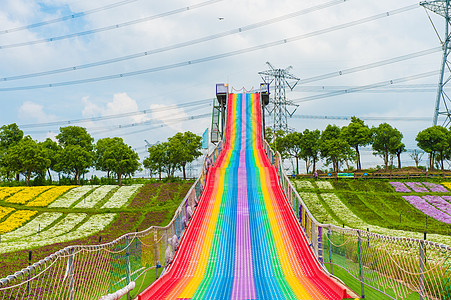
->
[5,186,52,204]
[0,187,24,201]
[0,206,15,220]
[26,186,76,207]
[0,210,37,234]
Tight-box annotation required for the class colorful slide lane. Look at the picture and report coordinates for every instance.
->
[139,93,350,299]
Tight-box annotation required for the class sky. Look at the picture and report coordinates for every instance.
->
[0,0,448,175]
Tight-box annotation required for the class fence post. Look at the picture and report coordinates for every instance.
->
[328,228,333,275]
[68,248,74,300]
[357,230,365,298]
[126,237,131,300]
[419,240,425,300]
[318,226,323,264]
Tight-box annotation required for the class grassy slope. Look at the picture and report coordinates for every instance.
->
[0,181,193,279]
[334,180,451,236]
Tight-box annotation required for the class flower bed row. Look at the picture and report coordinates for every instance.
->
[293,180,334,190]
[0,206,15,221]
[0,210,37,234]
[101,184,143,208]
[74,185,116,208]
[0,213,116,254]
[390,182,449,193]
[4,186,51,204]
[1,212,62,242]
[48,185,93,208]
[403,196,451,224]
[26,186,75,207]
[299,192,337,225]
[0,187,24,201]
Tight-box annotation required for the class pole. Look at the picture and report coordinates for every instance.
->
[68,248,74,300]
[358,230,365,298]
[126,237,131,300]
[419,240,426,300]
[328,228,333,275]
[27,250,32,294]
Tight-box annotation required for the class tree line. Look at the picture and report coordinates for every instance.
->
[0,124,202,186]
[267,117,451,174]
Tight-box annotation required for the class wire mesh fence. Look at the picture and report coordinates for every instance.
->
[264,141,451,299]
[0,141,223,300]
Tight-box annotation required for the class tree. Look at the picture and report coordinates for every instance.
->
[410,150,424,168]
[55,145,93,184]
[372,123,403,170]
[0,123,24,180]
[168,132,202,180]
[341,117,372,170]
[56,126,94,184]
[143,143,167,180]
[56,126,94,150]
[320,125,351,172]
[416,126,448,170]
[95,137,140,185]
[4,136,50,186]
[299,129,321,173]
[394,142,406,169]
[281,132,303,175]
[41,138,60,182]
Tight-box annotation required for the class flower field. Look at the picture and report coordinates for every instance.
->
[0,181,193,279]
[26,186,75,207]
[5,186,51,204]
[0,210,37,234]
[74,185,116,208]
[293,179,451,246]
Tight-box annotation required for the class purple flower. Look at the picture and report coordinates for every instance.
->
[403,195,451,224]
[390,182,411,192]
[405,182,429,193]
[422,182,449,193]
[423,195,451,215]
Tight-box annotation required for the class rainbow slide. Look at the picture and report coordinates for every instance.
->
[139,93,350,299]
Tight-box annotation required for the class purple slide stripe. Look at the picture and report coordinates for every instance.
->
[231,96,256,299]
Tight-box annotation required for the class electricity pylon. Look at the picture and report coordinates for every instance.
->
[259,62,300,134]
[421,0,451,126]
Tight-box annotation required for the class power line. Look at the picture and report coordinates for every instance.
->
[0,0,347,82]
[0,0,223,50]
[18,98,212,128]
[297,47,441,85]
[295,84,435,93]
[0,0,139,35]
[291,70,441,103]
[290,114,431,121]
[0,4,419,92]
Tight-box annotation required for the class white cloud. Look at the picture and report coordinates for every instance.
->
[149,103,188,132]
[18,101,57,123]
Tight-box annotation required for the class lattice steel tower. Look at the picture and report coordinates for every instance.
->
[421,0,451,126]
[259,62,299,134]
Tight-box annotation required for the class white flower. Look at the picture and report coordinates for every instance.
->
[0,213,116,254]
[74,185,116,208]
[101,184,143,208]
[315,181,334,190]
[294,180,314,190]
[49,186,93,208]
[1,212,62,242]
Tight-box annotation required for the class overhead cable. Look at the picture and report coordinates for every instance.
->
[0,4,419,92]
[291,70,441,103]
[290,114,431,121]
[0,0,223,50]
[1,0,347,82]
[19,98,212,128]
[0,0,139,35]
[298,47,441,85]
